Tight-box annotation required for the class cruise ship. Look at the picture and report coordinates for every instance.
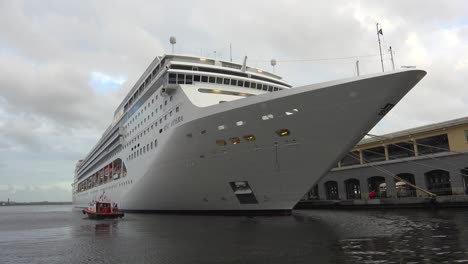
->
[73,52,426,214]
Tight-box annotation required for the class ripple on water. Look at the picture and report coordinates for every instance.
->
[2,206,468,263]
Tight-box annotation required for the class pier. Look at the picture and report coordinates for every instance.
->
[299,116,468,209]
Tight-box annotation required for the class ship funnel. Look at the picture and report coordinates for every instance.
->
[241,56,248,72]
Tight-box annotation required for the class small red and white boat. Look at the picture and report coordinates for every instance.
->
[82,201,124,219]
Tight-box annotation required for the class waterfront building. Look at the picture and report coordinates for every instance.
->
[309,116,468,201]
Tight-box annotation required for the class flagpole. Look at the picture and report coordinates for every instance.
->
[376,23,384,72]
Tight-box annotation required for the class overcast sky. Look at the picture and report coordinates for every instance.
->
[0,1,467,202]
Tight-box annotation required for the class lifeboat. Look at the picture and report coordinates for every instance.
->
[82,201,124,219]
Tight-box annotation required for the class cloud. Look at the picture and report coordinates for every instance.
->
[90,71,126,93]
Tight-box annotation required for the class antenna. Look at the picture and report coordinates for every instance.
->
[270,59,277,73]
[241,56,248,72]
[356,60,360,76]
[376,23,384,72]
[389,46,395,71]
[169,36,176,54]
[230,43,232,62]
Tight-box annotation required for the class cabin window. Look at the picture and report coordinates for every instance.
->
[251,82,256,89]
[169,73,176,84]
[274,87,279,91]
[224,78,230,85]
[194,75,201,82]
[155,139,158,147]
[231,79,237,86]
[209,76,216,83]
[176,106,179,112]
[238,80,244,87]
[268,86,273,92]
[177,73,185,84]
[216,77,223,84]
[244,81,250,88]
[465,130,468,142]
[186,74,193,84]
[201,76,208,82]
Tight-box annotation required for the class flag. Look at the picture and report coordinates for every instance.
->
[378,28,383,35]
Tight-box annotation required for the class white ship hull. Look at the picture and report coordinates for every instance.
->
[74,69,426,213]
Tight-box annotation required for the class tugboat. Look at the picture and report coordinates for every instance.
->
[82,201,124,219]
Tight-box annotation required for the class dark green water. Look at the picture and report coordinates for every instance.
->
[1,205,468,263]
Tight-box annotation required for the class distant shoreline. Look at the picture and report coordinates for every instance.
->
[0,201,72,206]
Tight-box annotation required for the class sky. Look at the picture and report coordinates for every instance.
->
[0,0,467,202]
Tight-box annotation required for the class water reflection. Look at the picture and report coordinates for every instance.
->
[314,209,468,263]
[1,206,468,263]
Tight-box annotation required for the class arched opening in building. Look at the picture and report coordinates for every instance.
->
[395,173,417,197]
[462,168,468,195]
[304,184,319,200]
[368,176,386,198]
[324,181,339,200]
[344,178,361,200]
[425,170,452,195]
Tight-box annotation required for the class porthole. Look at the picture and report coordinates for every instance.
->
[243,135,256,141]
[230,137,241,145]
[216,139,227,146]
[276,129,290,137]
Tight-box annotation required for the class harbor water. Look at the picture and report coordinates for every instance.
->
[1,206,468,263]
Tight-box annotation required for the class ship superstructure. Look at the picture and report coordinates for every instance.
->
[73,53,426,214]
